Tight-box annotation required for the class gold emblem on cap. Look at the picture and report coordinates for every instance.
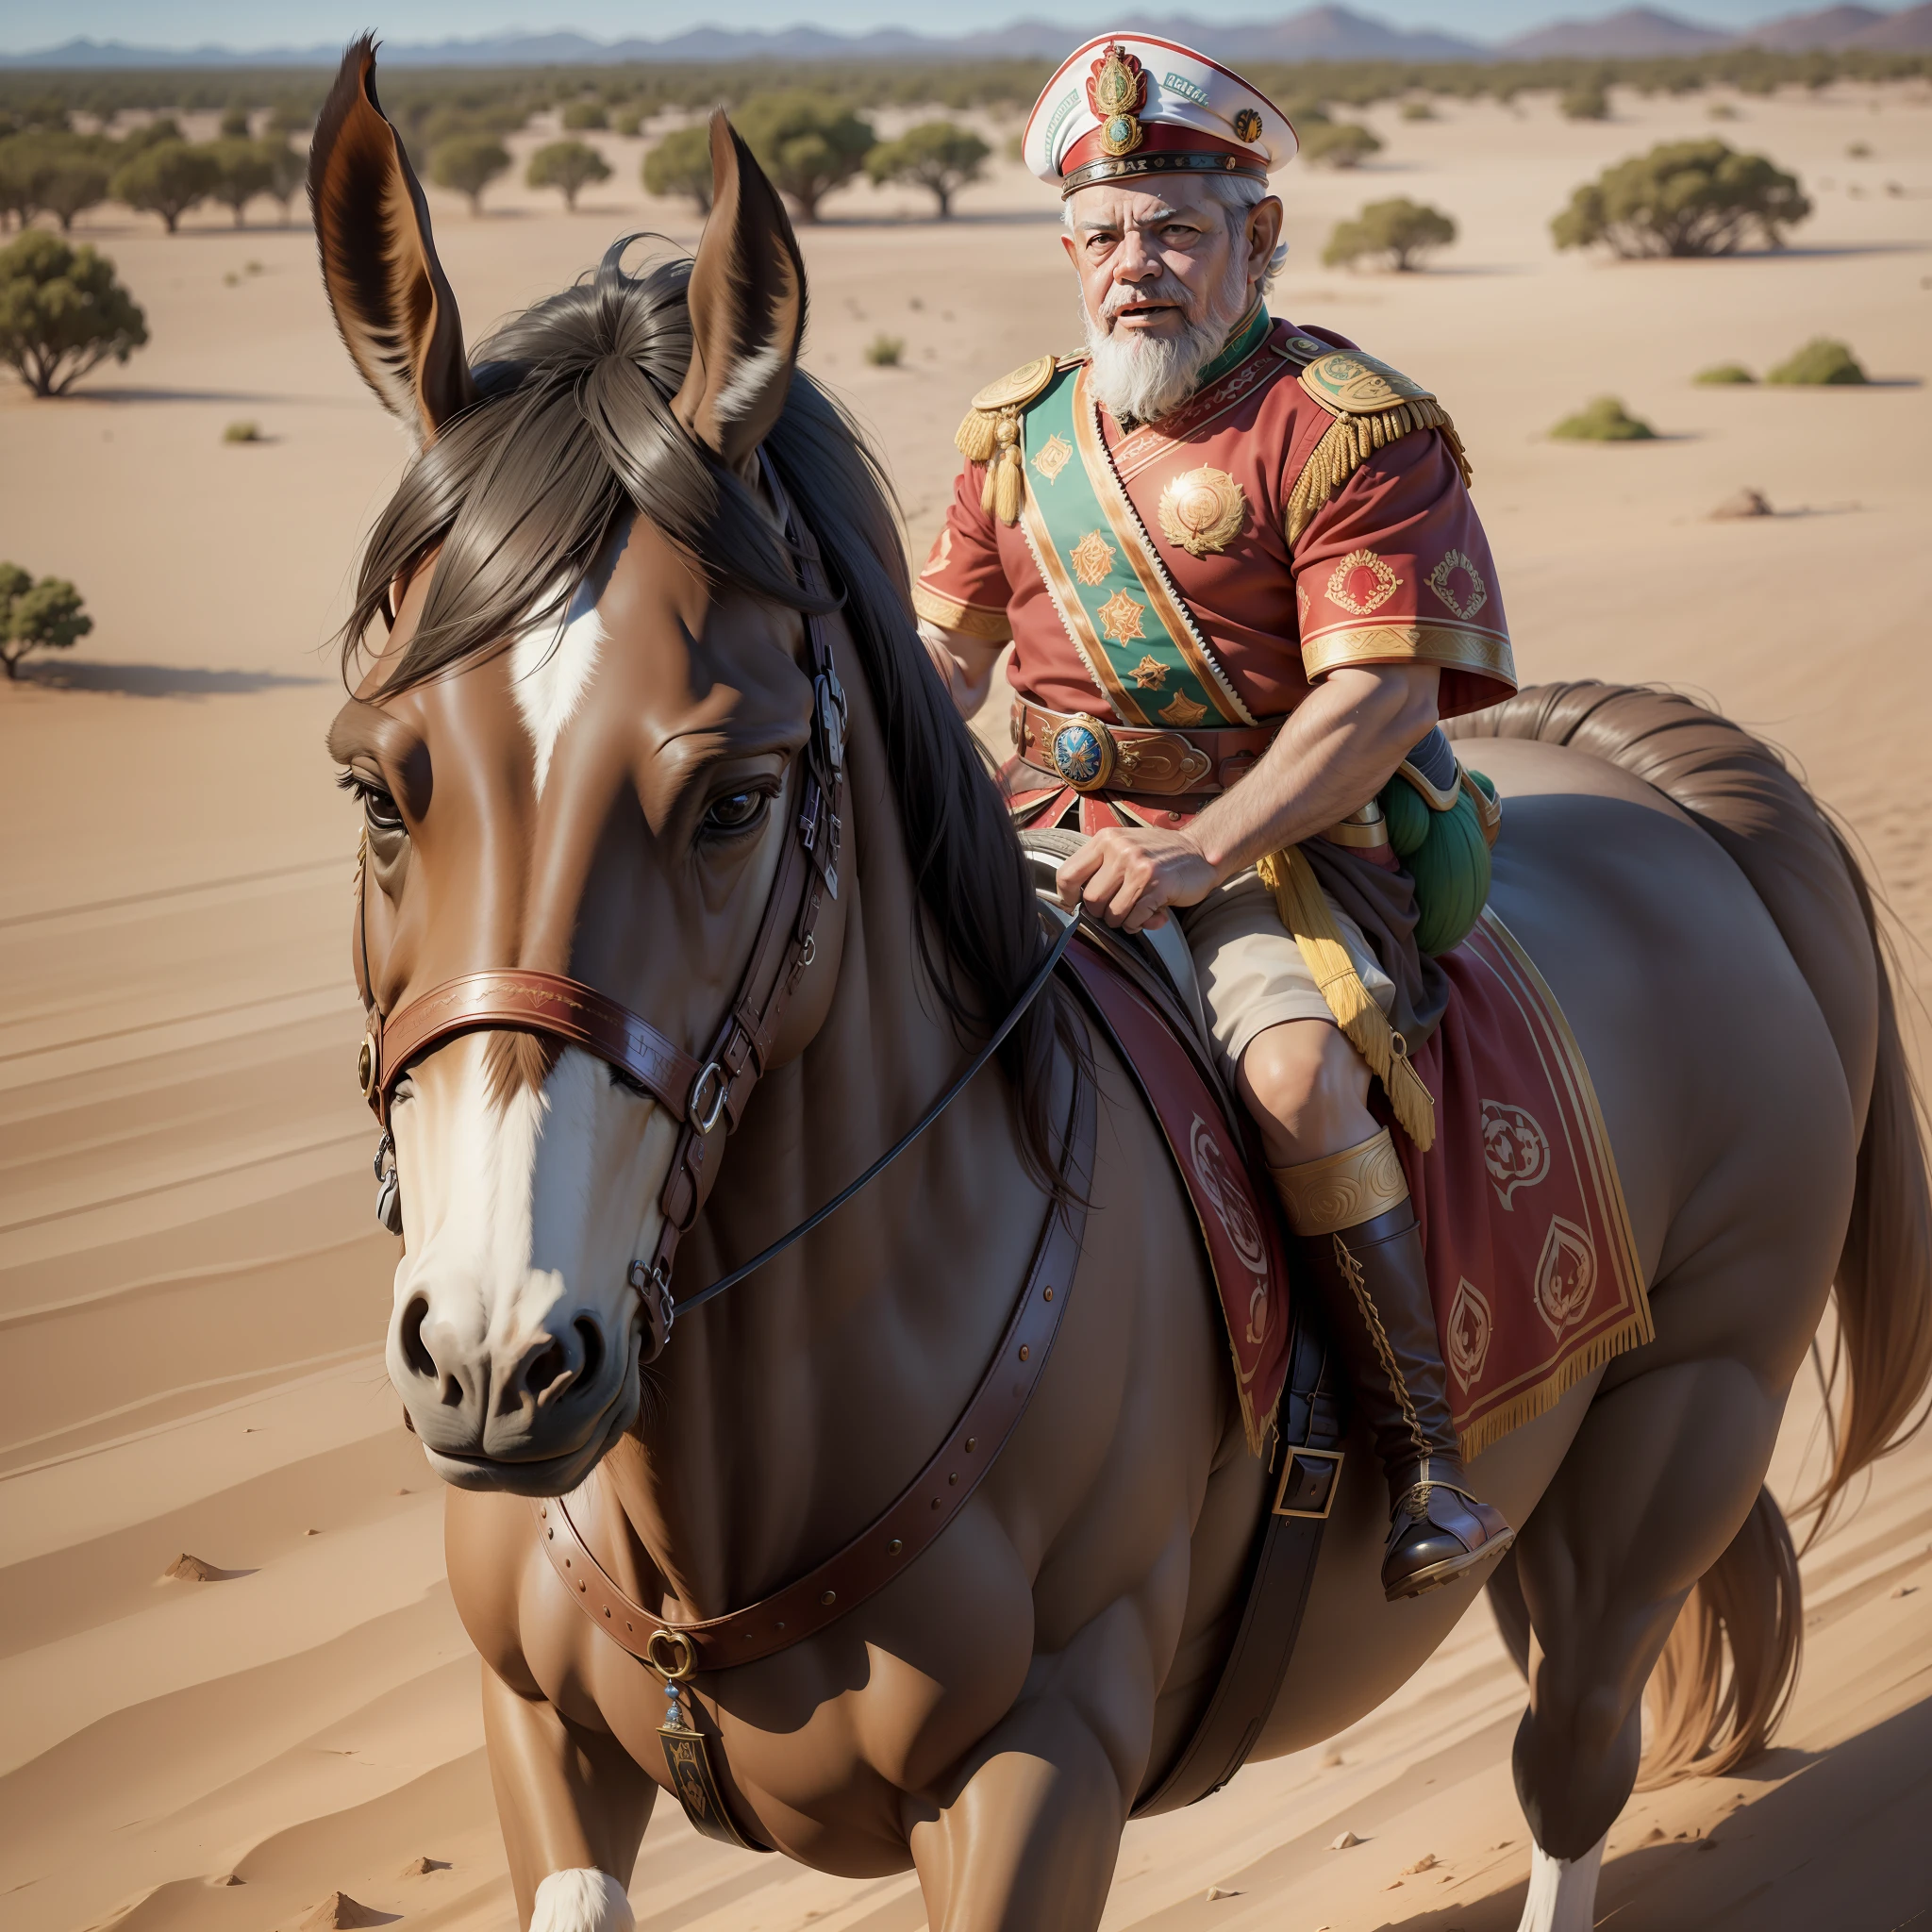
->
[1233,108,1263,142]
[1090,42,1148,159]
[1158,466,1247,557]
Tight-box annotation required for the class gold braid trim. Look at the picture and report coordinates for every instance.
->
[1284,398,1473,548]
[1333,1232,1430,1466]
[1256,846,1437,1151]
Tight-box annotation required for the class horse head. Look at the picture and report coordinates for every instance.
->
[312,39,854,1494]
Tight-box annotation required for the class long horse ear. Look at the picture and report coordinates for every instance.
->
[672,112,806,471]
[308,36,475,443]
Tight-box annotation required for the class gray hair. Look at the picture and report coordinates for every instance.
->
[1061,172,1287,292]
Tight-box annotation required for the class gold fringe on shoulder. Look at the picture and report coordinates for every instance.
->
[1257,846,1437,1151]
[1284,399,1472,548]
[955,406,1026,524]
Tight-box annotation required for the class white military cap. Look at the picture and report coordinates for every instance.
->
[1022,34,1298,198]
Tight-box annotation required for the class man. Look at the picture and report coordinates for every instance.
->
[913,36,1518,1602]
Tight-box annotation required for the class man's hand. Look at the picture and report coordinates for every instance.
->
[1057,824,1220,933]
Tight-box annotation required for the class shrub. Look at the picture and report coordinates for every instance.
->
[614,108,645,139]
[1767,336,1867,385]
[732,93,877,222]
[1561,83,1610,121]
[1400,100,1437,121]
[526,138,611,210]
[223,418,261,441]
[430,135,512,215]
[1694,361,1756,384]
[0,564,92,679]
[642,125,715,211]
[1551,140,1810,258]
[864,333,905,366]
[1323,197,1457,271]
[1298,121,1383,170]
[865,120,991,218]
[219,106,252,139]
[109,138,220,233]
[0,230,146,395]
[1708,101,1740,120]
[1846,140,1872,158]
[0,131,112,232]
[1551,394,1657,441]
[206,135,274,227]
[561,100,608,131]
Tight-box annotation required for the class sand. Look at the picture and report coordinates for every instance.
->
[2,79,1929,1932]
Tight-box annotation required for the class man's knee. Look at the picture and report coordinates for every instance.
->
[1238,1020,1374,1166]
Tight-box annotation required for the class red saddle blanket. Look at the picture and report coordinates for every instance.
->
[1065,909,1649,1461]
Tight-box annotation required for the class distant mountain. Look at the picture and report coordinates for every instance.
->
[1852,0,1932,43]
[1739,4,1885,46]
[1,4,1924,70]
[1498,8,1736,56]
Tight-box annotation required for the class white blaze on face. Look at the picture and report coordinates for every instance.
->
[512,580,606,798]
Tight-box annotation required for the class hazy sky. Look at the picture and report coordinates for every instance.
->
[0,0,1849,53]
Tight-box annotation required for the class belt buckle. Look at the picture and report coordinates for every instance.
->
[1049,714,1118,792]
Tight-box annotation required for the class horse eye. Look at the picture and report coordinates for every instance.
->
[704,789,769,835]
[362,787,405,833]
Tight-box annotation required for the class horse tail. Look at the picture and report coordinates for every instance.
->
[1448,681,1932,1775]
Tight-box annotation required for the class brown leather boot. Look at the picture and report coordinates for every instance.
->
[1274,1128,1513,1603]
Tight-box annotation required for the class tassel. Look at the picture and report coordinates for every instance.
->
[1257,847,1437,1151]
[991,441,1024,524]
[956,407,998,464]
[1284,397,1471,547]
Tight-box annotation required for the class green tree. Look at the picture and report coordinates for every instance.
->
[1560,82,1610,121]
[206,135,274,227]
[525,138,612,211]
[430,134,512,215]
[0,132,112,232]
[258,138,305,222]
[1297,121,1383,170]
[219,106,253,138]
[864,120,990,218]
[0,565,93,679]
[561,100,608,131]
[109,138,220,234]
[642,125,715,212]
[1551,140,1810,258]
[732,93,876,223]
[1323,197,1457,271]
[0,229,147,394]
[117,117,183,156]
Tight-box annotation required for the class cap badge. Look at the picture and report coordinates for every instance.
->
[1233,108,1263,143]
[1089,43,1148,159]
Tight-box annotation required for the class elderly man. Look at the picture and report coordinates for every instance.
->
[913,36,1519,1602]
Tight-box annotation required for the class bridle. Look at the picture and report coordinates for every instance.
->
[349,485,1077,1364]
[354,485,848,1364]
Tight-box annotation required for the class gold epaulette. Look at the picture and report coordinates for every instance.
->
[1284,350,1473,547]
[954,353,1059,525]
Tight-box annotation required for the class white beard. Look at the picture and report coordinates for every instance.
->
[1080,253,1256,428]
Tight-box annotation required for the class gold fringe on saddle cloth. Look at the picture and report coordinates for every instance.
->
[1284,397,1471,547]
[1256,845,1438,1152]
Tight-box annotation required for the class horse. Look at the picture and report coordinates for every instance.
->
[310,42,1932,1932]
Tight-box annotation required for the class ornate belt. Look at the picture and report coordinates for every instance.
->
[1012,699,1279,798]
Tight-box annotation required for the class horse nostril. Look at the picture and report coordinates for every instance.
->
[525,1339,571,1404]
[575,1315,605,1387]
[399,1294,436,1381]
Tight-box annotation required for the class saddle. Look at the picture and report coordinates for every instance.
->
[1019,829,1346,1816]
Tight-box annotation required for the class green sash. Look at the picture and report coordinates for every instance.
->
[1018,311,1270,728]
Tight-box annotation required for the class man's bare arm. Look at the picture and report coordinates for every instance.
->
[1057,663,1441,931]
[919,618,1006,720]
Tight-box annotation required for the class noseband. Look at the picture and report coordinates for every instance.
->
[354,496,847,1361]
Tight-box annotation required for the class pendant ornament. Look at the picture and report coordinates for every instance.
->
[1088,42,1148,158]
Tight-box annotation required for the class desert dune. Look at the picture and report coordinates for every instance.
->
[2,77,1930,1932]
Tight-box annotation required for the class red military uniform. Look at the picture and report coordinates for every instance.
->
[912,313,1516,822]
